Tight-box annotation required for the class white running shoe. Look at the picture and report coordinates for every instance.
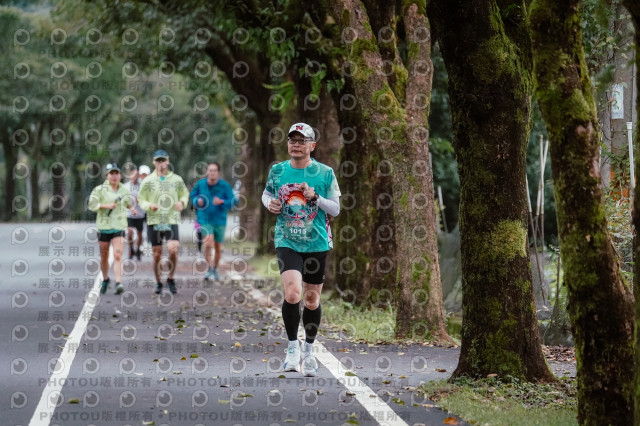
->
[301,342,318,377]
[283,342,301,372]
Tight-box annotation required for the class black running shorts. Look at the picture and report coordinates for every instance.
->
[276,247,328,285]
[98,231,125,242]
[148,224,179,246]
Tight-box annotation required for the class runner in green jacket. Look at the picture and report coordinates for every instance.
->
[138,149,189,295]
[88,163,135,295]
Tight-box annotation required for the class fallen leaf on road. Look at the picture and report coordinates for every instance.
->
[444,417,458,425]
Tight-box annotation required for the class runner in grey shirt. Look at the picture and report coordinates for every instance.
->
[124,165,149,260]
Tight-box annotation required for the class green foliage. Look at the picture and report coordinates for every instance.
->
[430,137,459,231]
[580,0,629,99]
[603,188,633,276]
[0,4,235,220]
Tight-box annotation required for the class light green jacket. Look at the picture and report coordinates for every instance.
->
[137,170,189,225]
[88,181,132,231]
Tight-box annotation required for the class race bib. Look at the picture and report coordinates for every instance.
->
[278,183,318,242]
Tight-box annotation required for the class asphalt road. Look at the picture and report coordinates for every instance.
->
[1,221,473,426]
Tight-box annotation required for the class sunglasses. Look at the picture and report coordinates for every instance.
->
[288,138,312,145]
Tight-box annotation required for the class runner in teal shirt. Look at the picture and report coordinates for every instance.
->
[265,158,340,252]
[262,122,341,377]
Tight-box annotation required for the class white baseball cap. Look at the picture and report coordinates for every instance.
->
[139,165,151,175]
[288,123,315,141]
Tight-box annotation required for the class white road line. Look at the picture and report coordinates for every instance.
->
[314,346,410,426]
[29,257,110,426]
[248,289,409,426]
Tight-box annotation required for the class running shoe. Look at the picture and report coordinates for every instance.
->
[301,342,318,377]
[167,278,177,294]
[100,278,110,294]
[283,342,301,372]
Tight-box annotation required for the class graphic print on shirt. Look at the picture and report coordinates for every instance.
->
[278,183,318,242]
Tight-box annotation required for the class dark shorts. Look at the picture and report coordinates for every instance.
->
[98,231,125,242]
[127,217,145,232]
[276,247,328,285]
[148,224,179,246]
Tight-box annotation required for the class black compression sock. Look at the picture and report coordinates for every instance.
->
[302,304,322,344]
[281,300,301,341]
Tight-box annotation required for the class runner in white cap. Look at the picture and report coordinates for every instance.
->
[262,123,341,376]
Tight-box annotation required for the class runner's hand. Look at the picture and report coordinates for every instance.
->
[268,199,282,214]
[175,201,184,211]
[299,182,316,200]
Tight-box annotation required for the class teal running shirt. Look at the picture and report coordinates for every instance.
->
[265,159,341,252]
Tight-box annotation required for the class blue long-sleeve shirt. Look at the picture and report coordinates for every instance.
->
[190,178,236,226]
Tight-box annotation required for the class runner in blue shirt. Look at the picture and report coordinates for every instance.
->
[262,122,341,376]
[191,162,236,280]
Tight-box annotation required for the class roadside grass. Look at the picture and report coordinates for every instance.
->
[321,296,397,342]
[224,240,280,281]
[420,376,577,426]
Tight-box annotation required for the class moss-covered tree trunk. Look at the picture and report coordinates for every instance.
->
[531,0,635,423]
[621,1,640,424]
[328,0,452,343]
[429,0,554,380]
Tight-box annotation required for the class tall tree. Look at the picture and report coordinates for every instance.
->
[327,0,451,342]
[428,0,555,380]
[531,0,635,423]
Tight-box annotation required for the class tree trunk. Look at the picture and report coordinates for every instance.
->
[395,3,449,342]
[332,109,395,304]
[51,161,68,221]
[237,113,259,243]
[429,0,554,379]
[531,0,635,422]
[328,0,451,343]
[256,118,277,255]
[30,159,39,219]
[2,139,17,221]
